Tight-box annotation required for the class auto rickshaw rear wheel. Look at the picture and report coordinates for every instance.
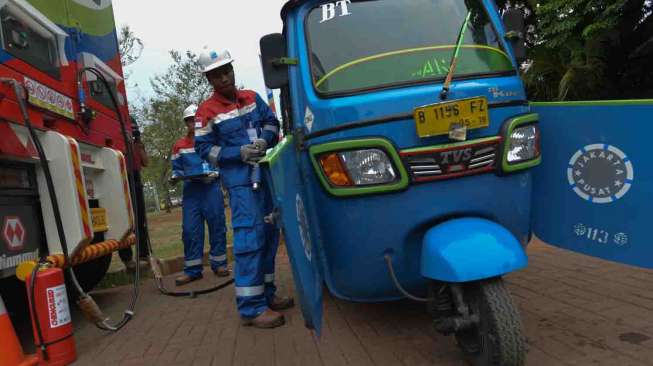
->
[454,278,525,366]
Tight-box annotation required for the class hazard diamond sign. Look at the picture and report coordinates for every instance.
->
[3,217,25,252]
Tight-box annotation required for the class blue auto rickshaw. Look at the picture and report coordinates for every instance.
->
[258,1,653,365]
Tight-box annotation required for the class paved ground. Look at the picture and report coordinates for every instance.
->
[29,241,653,365]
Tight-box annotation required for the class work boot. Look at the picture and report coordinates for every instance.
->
[212,266,230,277]
[269,295,295,311]
[241,309,285,328]
[175,273,202,286]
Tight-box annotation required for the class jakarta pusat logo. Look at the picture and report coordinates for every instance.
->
[568,144,634,204]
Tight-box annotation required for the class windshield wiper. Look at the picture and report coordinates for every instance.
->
[440,10,472,101]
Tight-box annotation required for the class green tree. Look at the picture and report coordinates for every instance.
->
[117,25,144,81]
[139,51,212,212]
[499,0,653,100]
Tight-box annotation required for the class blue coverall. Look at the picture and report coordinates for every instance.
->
[171,137,227,278]
[194,90,280,318]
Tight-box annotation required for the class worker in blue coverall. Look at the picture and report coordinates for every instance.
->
[170,104,229,286]
[194,48,293,328]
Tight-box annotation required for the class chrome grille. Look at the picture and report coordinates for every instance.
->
[401,137,501,182]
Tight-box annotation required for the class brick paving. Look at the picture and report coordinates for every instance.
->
[68,240,653,366]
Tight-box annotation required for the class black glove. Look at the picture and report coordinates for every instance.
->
[240,144,264,164]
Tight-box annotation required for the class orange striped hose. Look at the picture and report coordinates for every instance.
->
[46,234,136,268]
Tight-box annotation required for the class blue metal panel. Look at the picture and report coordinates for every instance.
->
[421,218,528,282]
[262,141,323,333]
[306,169,532,302]
[307,103,529,149]
[282,1,532,303]
[60,26,119,63]
[481,0,518,67]
[532,101,653,269]
[0,50,13,63]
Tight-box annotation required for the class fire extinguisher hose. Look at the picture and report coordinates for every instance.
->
[29,263,48,360]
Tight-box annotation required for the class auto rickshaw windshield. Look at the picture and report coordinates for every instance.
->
[306,0,514,95]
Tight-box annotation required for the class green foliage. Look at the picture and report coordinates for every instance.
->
[517,0,653,100]
[139,51,213,210]
[117,25,143,77]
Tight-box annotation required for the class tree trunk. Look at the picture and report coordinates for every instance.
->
[164,186,172,213]
[159,164,172,213]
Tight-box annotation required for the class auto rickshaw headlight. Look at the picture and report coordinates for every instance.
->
[339,149,397,186]
[318,153,354,186]
[318,149,397,187]
[507,124,540,164]
[311,138,409,196]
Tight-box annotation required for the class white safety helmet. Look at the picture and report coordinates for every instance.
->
[183,104,198,120]
[198,47,234,74]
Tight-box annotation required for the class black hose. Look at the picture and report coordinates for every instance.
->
[78,68,234,302]
[29,262,47,360]
[384,254,432,302]
[149,179,234,298]
[77,67,142,331]
[0,79,74,267]
[155,277,234,298]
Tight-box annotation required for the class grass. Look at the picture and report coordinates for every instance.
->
[99,206,233,289]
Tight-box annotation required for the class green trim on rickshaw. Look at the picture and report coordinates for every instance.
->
[309,138,409,197]
[501,113,541,173]
[260,135,294,167]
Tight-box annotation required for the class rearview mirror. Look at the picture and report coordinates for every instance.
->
[260,33,290,89]
[502,8,526,63]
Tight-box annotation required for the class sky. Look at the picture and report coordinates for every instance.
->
[112,0,287,107]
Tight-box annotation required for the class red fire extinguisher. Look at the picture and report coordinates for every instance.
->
[25,266,77,366]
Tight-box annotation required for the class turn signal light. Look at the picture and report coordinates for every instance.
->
[319,153,353,186]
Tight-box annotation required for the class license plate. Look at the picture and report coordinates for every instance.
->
[91,208,108,233]
[414,97,489,138]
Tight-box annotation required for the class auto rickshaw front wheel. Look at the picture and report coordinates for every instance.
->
[453,278,525,366]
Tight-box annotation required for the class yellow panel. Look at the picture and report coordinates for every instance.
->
[91,207,108,233]
[414,96,489,138]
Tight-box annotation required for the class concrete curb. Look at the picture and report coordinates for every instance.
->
[109,245,235,277]
[157,244,234,276]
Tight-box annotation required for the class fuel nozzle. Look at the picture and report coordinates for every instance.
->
[251,139,266,191]
[77,76,96,125]
[77,295,106,325]
[251,164,261,190]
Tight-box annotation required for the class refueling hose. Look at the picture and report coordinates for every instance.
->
[77,68,233,299]
[76,67,141,331]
